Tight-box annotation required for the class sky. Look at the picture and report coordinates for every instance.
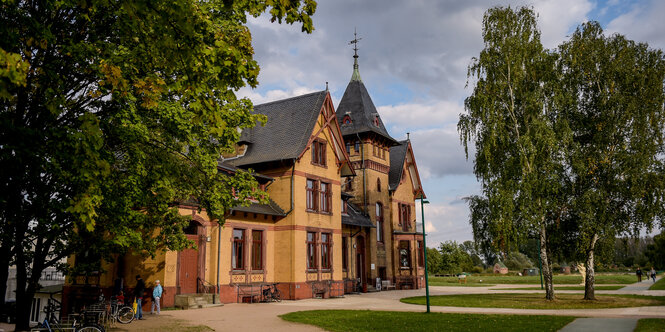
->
[237,0,665,248]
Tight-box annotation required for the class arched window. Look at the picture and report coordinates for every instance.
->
[377,178,381,192]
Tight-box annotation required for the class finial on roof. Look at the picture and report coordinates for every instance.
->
[326,81,328,91]
[348,28,362,82]
[407,132,410,141]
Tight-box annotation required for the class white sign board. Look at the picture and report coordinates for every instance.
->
[371,263,375,270]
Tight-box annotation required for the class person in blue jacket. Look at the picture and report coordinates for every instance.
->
[151,279,163,315]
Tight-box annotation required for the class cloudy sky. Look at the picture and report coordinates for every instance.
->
[237,0,665,248]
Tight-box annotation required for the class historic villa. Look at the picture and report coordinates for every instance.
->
[63,53,426,311]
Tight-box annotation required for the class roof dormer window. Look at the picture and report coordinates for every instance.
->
[343,115,352,125]
[373,114,380,126]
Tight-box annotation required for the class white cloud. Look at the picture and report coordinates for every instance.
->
[606,0,665,50]
[407,126,475,179]
[237,86,319,105]
[425,221,438,233]
[378,100,464,134]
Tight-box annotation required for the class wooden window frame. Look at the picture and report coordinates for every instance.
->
[319,181,332,213]
[321,233,331,270]
[376,202,384,243]
[232,229,245,270]
[306,232,318,270]
[251,230,263,271]
[354,141,360,153]
[311,139,327,167]
[399,240,411,269]
[306,179,318,211]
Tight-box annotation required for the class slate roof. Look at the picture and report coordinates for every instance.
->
[342,201,375,228]
[226,91,328,167]
[231,199,286,217]
[336,80,397,145]
[388,140,409,191]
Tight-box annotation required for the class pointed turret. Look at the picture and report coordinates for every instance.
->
[336,32,397,145]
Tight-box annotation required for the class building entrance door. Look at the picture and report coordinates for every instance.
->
[356,236,366,291]
[178,234,199,294]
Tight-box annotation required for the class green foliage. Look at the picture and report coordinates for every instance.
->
[556,20,665,266]
[280,310,575,332]
[504,252,534,271]
[459,5,565,299]
[0,0,317,329]
[645,232,665,270]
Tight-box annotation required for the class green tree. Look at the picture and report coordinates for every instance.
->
[645,232,665,270]
[0,0,316,329]
[556,22,665,300]
[438,241,474,274]
[459,6,566,300]
[426,247,443,275]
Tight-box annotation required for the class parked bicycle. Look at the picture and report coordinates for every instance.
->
[34,301,104,332]
[109,295,134,324]
[262,283,281,302]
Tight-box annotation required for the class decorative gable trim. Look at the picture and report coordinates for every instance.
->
[297,92,356,177]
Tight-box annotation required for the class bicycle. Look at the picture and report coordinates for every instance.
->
[34,301,104,332]
[109,296,134,324]
[262,283,281,302]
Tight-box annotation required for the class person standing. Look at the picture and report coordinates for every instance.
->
[151,280,163,314]
[636,267,643,282]
[651,267,657,282]
[134,275,146,320]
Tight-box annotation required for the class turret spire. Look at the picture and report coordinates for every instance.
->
[348,28,362,82]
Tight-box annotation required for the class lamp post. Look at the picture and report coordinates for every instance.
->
[419,195,430,313]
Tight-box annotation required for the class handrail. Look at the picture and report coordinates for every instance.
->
[196,277,217,294]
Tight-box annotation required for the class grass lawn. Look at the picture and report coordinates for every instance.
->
[649,276,665,290]
[634,318,665,332]
[401,293,665,309]
[429,274,636,286]
[280,310,576,332]
[493,285,624,291]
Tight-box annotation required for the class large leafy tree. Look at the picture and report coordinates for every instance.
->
[556,22,665,300]
[0,0,316,329]
[459,6,568,300]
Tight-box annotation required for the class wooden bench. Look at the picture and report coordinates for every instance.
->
[381,280,397,290]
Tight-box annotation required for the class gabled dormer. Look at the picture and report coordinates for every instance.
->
[389,139,425,199]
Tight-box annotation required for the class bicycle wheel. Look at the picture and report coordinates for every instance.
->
[273,290,281,302]
[77,323,105,332]
[116,306,135,324]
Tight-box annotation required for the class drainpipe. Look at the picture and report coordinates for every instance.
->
[216,218,223,304]
[282,159,296,216]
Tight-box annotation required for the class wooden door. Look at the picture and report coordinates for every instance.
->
[356,236,366,288]
[178,234,199,294]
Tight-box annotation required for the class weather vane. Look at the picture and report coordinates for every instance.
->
[349,28,361,58]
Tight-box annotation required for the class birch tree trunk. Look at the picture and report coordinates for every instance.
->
[584,233,599,300]
[540,223,554,300]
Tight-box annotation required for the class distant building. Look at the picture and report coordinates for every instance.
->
[494,261,508,274]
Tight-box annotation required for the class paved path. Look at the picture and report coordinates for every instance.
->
[558,318,639,332]
[158,282,665,331]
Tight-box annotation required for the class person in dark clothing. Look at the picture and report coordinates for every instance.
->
[636,267,643,282]
[134,275,146,319]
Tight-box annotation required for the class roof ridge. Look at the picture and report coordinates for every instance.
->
[254,90,326,108]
